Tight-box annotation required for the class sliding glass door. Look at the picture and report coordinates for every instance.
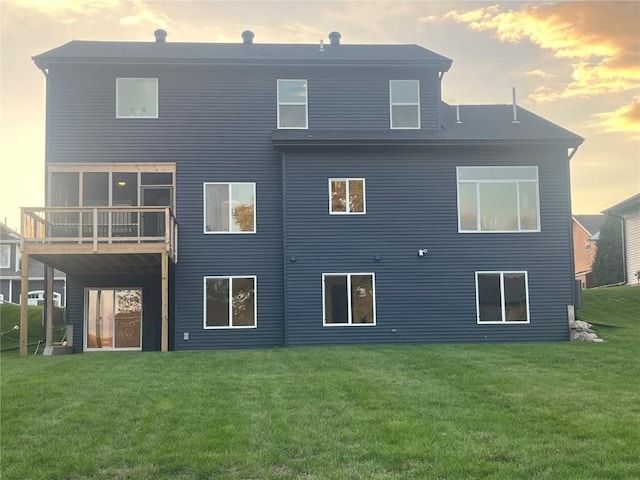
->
[85,288,142,351]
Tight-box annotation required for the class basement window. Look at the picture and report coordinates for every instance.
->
[204,276,257,328]
[323,273,376,326]
[476,271,530,323]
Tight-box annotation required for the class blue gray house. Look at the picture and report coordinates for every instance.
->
[18,30,583,354]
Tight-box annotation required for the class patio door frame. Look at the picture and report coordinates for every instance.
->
[83,287,143,352]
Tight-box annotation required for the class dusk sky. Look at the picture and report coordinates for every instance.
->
[1,0,638,230]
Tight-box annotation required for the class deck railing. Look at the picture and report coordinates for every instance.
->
[21,207,177,260]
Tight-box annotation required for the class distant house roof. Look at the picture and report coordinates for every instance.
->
[33,39,453,69]
[273,103,584,146]
[573,215,606,239]
[602,193,640,216]
[0,222,20,242]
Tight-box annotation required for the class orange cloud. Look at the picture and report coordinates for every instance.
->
[592,99,640,134]
[423,2,640,103]
[9,0,168,28]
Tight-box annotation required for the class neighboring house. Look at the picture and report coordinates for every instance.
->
[0,222,66,306]
[602,193,640,286]
[572,215,605,288]
[20,30,584,353]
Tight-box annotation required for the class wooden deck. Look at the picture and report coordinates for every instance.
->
[18,207,178,355]
[21,207,177,273]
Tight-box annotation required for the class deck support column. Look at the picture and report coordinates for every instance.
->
[19,251,29,356]
[161,252,169,352]
[43,266,54,354]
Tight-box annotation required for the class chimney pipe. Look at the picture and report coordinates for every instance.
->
[512,87,520,123]
[329,31,341,46]
[154,29,167,43]
[242,30,254,45]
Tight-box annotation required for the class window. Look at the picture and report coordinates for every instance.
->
[204,276,256,328]
[278,79,308,129]
[475,272,529,323]
[457,166,540,232]
[323,273,376,326]
[389,80,420,129]
[204,183,256,233]
[0,244,10,269]
[85,288,143,350]
[116,78,158,118]
[329,178,365,214]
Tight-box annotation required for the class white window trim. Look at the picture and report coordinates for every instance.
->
[0,244,10,269]
[328,178,366,215]
[203,182,256,234]
[203,275,257,329]
[475,271,530,324]
[83,287,144,352]
[457,166,541,233]
[389,80,420,130]
[277,79,308,129]
[322,273,377,326]
[116,78,159,119]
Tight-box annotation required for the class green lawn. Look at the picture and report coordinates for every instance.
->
[1,286,638,479]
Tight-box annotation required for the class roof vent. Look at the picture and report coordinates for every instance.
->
[242,30,255,45]
[154,29,167,43]
[329,31,341,46]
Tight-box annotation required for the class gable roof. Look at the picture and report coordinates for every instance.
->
[573,215,605,237]
[33,40,452,69]
[0,222,20,242]
[602,193,640,215]
[272,103,583,146]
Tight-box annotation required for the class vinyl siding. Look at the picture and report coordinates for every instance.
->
[65,273,164,352]
[624,211,640,285]
[284,144,573,345]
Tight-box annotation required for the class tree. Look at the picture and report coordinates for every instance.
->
[592,215,624,286]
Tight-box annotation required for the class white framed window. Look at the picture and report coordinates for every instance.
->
[204,276,257,329]
[323,273,376,326]
[116,78,158,118]
[389,80,420,129]
[0,244,10,269]
[329,178,366,214]
[84,288,143,351]
[204,183,256,234]
[475,271,530,324]
[457,166,540,233]
[277,79,308,129]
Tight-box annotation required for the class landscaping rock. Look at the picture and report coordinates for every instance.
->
[569,318,604,342]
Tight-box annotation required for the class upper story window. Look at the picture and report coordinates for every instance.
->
[389,80,420,129]
[476,271,530,324]
[116,78,158,118]
[277,79,308,129]
[204,183,256,234]
[457,166,540,233]
[329,178,365,214]
[0,244,10,269]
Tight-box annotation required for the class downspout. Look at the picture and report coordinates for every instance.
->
[281,152,288,347]
[438,71,446,130]
[566,142,582,320]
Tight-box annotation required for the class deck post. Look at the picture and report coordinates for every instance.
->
[19,250,29,356]
[161,251,169,352]
[45,266,54,348]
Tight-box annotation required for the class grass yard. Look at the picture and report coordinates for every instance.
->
[1,286,638,479]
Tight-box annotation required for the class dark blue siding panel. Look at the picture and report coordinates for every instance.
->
[284,145,573,345]
[66,272,163,352]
